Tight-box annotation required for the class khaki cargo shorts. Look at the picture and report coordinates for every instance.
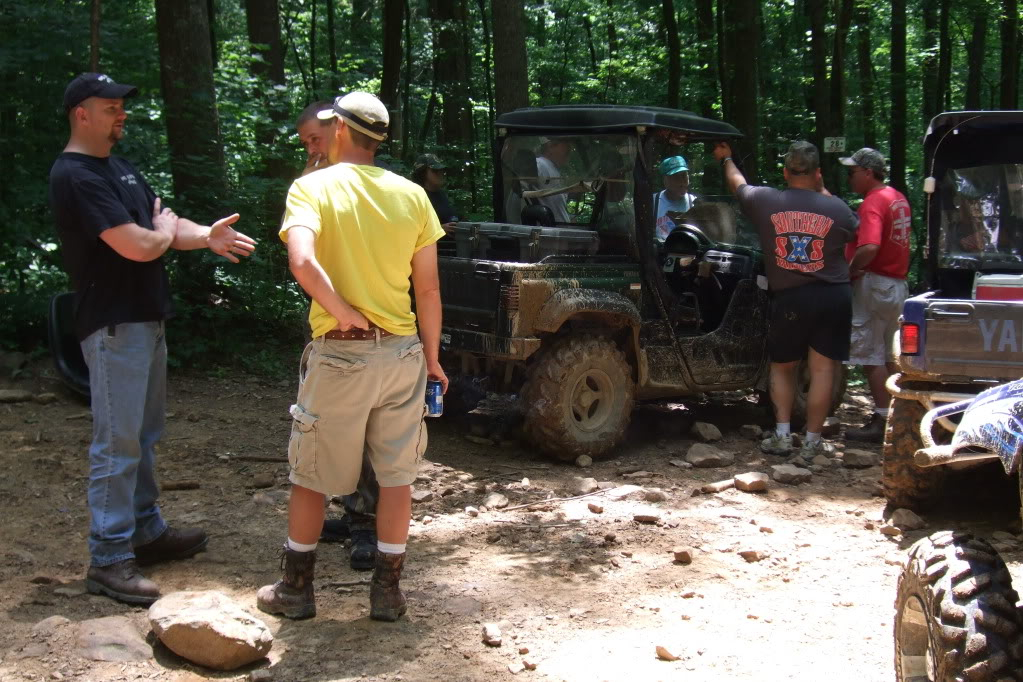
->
[846,271,909,366]
[287,332,427,496]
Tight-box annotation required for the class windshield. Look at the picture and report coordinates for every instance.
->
[499,134,637,234]
[938,164,1023,268]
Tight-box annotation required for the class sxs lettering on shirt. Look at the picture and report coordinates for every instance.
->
[770,210,834,273]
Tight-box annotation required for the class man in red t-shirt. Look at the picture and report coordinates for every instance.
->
[840,148,910,442]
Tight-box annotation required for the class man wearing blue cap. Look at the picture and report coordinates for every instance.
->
[654,155,698,242]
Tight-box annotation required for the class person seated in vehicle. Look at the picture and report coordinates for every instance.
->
[654,155,698,242]
[413,153,459,234]
[535,137,574,223]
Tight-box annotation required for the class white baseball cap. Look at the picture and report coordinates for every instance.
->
[317,91,389,141]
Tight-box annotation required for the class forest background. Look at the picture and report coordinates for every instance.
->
[1,0,1020,372]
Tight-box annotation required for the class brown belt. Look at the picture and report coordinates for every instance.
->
[322,327,394,341]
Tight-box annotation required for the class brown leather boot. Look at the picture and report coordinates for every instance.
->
[86,558,160,606]
[846,413,886,443]
[256,546,316,619]
[370,552,407,622]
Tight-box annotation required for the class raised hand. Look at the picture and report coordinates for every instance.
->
[206,213,256,263]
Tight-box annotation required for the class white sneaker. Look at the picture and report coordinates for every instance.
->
[760,433,793,455]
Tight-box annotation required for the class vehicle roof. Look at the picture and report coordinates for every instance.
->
[496,105,743,139]
[924,111,1023,172]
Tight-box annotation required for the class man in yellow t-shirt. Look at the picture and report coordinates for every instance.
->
[257,92,447,623]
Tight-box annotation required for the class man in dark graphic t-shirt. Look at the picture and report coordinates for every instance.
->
[49,73,256,606]
[713,140,858,461]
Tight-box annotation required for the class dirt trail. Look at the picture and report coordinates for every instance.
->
[1,368,1020,682]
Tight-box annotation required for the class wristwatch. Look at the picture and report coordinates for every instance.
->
[720,156,733,166]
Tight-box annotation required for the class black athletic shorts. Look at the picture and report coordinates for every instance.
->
[768,281,853,363]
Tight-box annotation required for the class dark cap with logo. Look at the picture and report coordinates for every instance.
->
[839,147,887,176]
[63,73,139,112]
[783,141,820,174]
[414,153,447,171]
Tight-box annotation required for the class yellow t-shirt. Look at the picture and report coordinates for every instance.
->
[279,163,445,337]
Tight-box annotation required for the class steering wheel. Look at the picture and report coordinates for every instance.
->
[671,222,715,248]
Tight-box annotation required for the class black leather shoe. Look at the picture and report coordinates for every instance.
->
[350,529,377,571]
[134,526,208,566]
[320,517,352,543]
[86,559,160,606]
[846,413,886,443]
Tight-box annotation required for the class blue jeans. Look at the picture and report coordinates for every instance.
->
[81,321,168,567]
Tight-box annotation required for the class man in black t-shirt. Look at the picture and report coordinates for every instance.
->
[713,140,858,461]
[49,73,256,606]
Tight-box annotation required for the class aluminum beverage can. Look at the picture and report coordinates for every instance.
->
[425,379,443,417]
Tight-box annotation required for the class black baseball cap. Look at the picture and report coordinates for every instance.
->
[63,73,138,112]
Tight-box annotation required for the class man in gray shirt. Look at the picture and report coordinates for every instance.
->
[713,141,858,459]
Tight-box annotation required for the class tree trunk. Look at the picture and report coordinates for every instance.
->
[477,0,495,132]
[661,0,681,109]
[806,0,829,149]
[207,0,217,71]
[1000,0,1019,108]
[492,0,528,115]
[721,0,759,180]
[327,0,338,91]
[890,0,907,195]
[716,0,728,121]
[693,0,716,118]
[381,0,404,110]
[965,3,986,109]
[533,0,547,48]
[154,0,228,216]
[583,15,598,73]
[90,0,100,71]
[245,0,285,83]
[855,1,876,148]
[309,0,317,97]
[402,0,414,156]
[936,0,952,111]
[826,0,853,193]
[921,0,939,125]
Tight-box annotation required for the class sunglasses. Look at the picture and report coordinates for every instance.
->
[847,167,868,177]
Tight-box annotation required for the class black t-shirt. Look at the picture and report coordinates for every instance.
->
[737,184,859,292]
[49,152,172,340]
[426,190,459,224]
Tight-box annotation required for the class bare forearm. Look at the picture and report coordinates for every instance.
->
[850,244,880,272]
[171,218,211,251]
[414,288,443,363]
[722,159,746,195]
[290,259,358,326]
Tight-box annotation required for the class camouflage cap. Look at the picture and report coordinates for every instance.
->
[783,141,820,174]
[414,153,446,170]
[839,147,887,176]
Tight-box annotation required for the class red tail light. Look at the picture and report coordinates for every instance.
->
[901,323,920,355]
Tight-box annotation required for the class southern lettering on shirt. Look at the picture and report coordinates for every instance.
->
[770,210,834,274]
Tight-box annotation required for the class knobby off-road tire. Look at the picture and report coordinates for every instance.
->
[522,334,635,461]
[895,531,1023,682]
[883,397,948,511]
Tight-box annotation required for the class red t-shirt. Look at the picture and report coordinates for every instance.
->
[845,185,911,279]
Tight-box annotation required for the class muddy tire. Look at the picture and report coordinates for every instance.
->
[522,334,634,461]
[895,531,1023,681]
[883,397,948,511]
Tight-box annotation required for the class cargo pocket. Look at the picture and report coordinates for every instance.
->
[288,403,319,475]
[397,341,424,361]
[320,354,368,375]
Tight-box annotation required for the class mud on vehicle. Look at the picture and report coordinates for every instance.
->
[438,105,814,461]
[882,111,1023,510]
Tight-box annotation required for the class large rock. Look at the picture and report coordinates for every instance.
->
[686,443,735,468]
[770,464,812,485]
[734,472,769,493]
[148,591,272,671]
[573,477,600,495]
[890,508,926,531]
[77,616,152,662]
[691,421,723,442]
[0,389,33,403]
[482,492,509,509]
[739,424,763,439]
[843,449,878,468]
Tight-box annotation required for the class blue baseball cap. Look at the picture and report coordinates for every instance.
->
[659,156,689,175]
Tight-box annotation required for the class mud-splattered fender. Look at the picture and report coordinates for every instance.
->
[533,289,642,333]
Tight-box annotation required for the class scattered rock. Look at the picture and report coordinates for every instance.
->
[482,492,509,509]
[644,488,668,502]
[691,421,723,442]
[885,553,907,567]
[606,484,646,500]
[739,424,763,439]
[0,389,33,403]
[621,470,655,479]
[733,472,769,493]
[634,513,661,524]
[482,623,502,647]
[249,670,274,682]
[669,459,694,469]
[523,657,538,670]
[890,508,926,531]
[587,503,604,514]
[575,455,593,468]
[880,525,903,537]
[32,615,70,636]
[811,455,832,467]
[822,416,842,438]
[54,582,87,597]
[770,464,812,485]
[148,591,273,671]
[843,449,878,468]
[77,616,152,662]
[699,479,735,494]
[34,392,59,405]
[464,506,479,517]
[252,490,290,506]
[573,477,600,495]
[411,490,435,504]
[992,531,1020,544]
[686,443,735,468]
[655,645,680,661]
[672,547,694,564]
[250,473,274,489]
[739,549,770,563]
[508,662,525,674]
